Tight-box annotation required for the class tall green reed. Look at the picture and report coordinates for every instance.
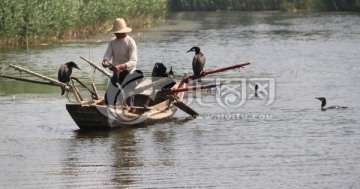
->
[0,0,167,47]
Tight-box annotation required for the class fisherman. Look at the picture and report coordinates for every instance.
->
[102,18,138,105]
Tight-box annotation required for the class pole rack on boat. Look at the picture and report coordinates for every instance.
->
[8,64,70,91]
[0,74,55,86]
[164,82,223,95]
[70,77,99,100]
[183,62,250,83]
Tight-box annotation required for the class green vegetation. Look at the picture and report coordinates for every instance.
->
[1,0,359,47]
[168,0,360,11]
[0,0,167,46]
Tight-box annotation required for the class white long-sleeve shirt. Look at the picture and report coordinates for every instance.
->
[103,35,137,72]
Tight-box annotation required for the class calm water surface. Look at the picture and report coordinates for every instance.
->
[1,12,360,188]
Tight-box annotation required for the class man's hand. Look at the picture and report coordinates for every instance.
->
[102,59,110,68]
[112,64,127,72]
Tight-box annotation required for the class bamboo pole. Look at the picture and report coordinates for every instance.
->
[70,77,97,98]
[176,73,188,96]
[184,62,250,83]
[8,64,71,90]
[91,83,100,100]
[70,79,83,102]
[0,74,54,86]
[165,83,221,94]
[80,56,112,78]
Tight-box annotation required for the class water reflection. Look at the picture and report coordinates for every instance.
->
[60,128,140,187]
[108,129,142,186]
[61,117,192,187]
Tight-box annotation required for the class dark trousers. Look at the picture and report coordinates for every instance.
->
[104,70,143,105]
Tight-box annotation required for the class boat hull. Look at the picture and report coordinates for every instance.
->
[66,104,111,129]
[66,79,185,129]
[66,103,178,129]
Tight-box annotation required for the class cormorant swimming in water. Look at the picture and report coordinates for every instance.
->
[315,97,348,111]
[187,46,205,82]
[254,84,259,97]
[58,61,80,95]
[168,66,174,78]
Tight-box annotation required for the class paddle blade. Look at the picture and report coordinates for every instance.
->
[173,101,199,117]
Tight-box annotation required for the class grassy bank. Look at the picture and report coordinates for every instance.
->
[168,0,360,11]
[0,0,167,47]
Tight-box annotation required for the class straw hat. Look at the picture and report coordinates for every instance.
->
[108,18,132,33]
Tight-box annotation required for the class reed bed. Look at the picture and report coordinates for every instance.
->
[0,0,167,47]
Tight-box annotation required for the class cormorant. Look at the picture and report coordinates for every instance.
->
[58,61,80,95]
[315,97,348,111]
[187,46,205,81]
[168,66,174,78]
[254,84,259,97]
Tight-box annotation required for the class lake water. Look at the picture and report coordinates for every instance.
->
[1,11,360,188]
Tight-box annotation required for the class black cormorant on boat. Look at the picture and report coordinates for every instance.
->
[187,46,205,82]
[316,97,348,111]
[58,61,80,95]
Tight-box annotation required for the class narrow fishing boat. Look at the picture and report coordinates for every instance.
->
[0,56,250,129]
[66,78,186,129]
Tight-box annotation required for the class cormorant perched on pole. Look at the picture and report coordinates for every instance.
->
[315,97,348,111]
[187,46,205,82]
[58,61,80,95]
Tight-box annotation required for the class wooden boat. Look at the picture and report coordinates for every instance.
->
[66,78,187,129]
[1,56,250,130]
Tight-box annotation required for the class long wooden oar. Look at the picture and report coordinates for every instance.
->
[184,62,250,83]
[173,100,199,117]
[170,74,199,117]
